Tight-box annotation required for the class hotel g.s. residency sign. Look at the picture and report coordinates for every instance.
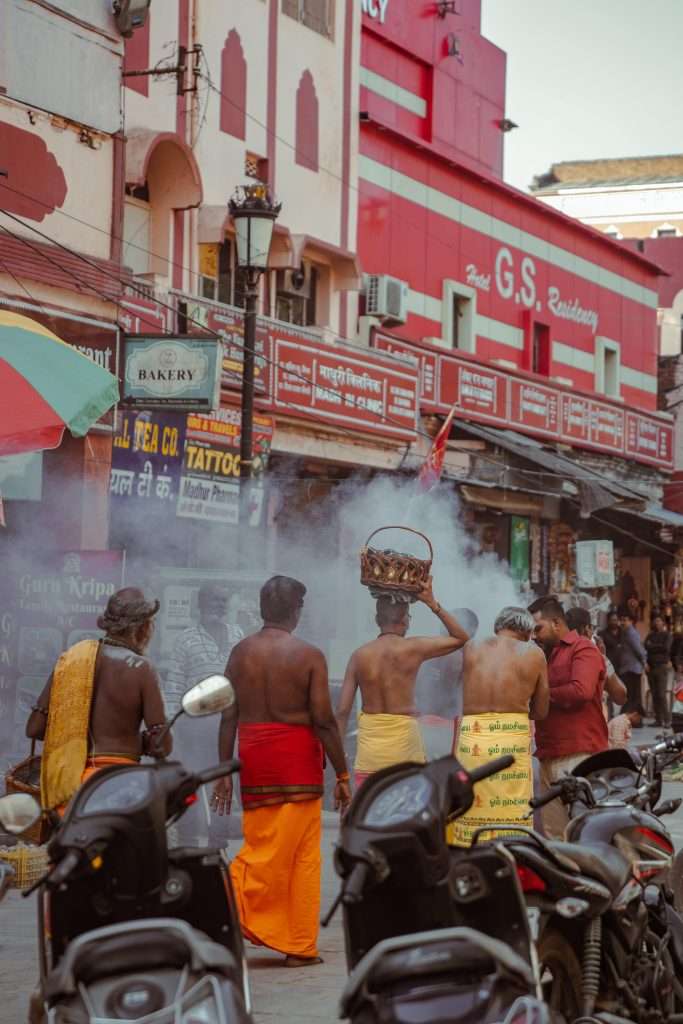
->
[122,336,222,411]
[361,0,390,23]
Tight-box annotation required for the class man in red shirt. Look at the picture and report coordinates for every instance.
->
[529,596,607,838]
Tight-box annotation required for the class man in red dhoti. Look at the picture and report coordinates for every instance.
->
[212,575,351,967]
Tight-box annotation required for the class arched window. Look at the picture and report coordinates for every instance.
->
[220,30,247,140]
[295,70,319,172]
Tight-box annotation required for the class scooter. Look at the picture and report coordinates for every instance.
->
[505,732,683,1024]
[327,754,550,1024]
[27,674,253,1024]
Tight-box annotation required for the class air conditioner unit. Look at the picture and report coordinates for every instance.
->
[364,274,408,325]
[113,0,151,38]
[276,265,311,299]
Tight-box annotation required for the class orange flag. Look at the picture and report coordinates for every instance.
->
[418,406,456,491]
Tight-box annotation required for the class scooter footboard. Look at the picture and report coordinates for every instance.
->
[340,926,541,1023]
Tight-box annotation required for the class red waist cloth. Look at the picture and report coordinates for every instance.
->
[238,722,324,809]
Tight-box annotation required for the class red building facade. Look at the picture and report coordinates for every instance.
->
[358,1,669,460]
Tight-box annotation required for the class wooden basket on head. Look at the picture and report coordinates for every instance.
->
[4,741,47,846]
[360,526,433,602]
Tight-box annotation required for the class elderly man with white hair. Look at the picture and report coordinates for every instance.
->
[448,606,549,846]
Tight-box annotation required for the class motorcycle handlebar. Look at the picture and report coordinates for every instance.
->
[342,862,370,905]
[196,760,241,786]
[47,849,80,889]
[469,755,515,785]
[529,782,565,810]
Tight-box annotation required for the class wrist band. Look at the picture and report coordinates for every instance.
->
[336,772,351,782]
[432,603,442,615]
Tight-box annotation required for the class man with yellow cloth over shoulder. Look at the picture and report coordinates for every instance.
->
[448,606,549,847]
[336,578,470,787]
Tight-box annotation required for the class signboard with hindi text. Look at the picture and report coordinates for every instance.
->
[372,330,674,470]
[176,409,271,526]
[110,410,187,513]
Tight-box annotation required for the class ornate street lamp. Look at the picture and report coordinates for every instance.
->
[228,185,281,526]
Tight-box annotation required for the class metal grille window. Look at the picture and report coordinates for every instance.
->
[282,0,333,37]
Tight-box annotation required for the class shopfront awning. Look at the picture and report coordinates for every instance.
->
[453,422,647,515]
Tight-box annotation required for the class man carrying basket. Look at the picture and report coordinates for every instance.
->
[337,576,469,786]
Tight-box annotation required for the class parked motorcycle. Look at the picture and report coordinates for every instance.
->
[506,732,683,1024]
[327,754,551,1024]
[27,674,253,1024]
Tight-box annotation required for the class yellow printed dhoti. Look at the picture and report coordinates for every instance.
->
[447,712,531,847]
[354,711,426,786]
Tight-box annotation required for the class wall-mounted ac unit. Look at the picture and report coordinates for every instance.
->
[364,274,408,325]
[113,0,151,38]
[276,265,311,299]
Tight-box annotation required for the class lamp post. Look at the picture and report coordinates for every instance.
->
[228,185,281,529]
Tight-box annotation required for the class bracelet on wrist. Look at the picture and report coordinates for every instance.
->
[336,771,351,782]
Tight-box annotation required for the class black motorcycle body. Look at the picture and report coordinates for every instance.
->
[35,759,252,1023]
[333,756,548,1024]
[509,737,683,1023]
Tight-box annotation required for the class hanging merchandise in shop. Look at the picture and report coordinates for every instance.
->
[509,516,530,590]
[110,410,187,511]
[0,551,124,750]
[372,331,673,469]
[176,409,272,527]
[121,336,222,411]
[575,539,615,589]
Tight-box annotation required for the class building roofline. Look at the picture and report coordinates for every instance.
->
[361,116,668,278]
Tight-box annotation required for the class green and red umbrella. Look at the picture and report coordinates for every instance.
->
[0,310,120,455]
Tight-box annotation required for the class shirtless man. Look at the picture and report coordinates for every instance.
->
[336,577,469,786]
[448,606,548,846]
[212,575,349,967]
[26,587,170,812]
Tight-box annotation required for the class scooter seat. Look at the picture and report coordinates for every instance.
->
[548,840,630,895]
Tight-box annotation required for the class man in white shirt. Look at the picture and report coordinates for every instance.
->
[166,583,243,845]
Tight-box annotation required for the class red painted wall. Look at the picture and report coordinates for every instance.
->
[220,30,247,140]
[358,5,661,415]
[124,17,151,97]
[360,0,505,178]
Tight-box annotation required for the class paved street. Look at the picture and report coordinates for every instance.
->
[1,727,682,1023]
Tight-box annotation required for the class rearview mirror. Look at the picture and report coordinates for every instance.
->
[182,675,235,718]
[0,793,41,835]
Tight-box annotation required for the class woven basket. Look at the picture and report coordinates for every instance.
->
[360,526,433,602]
[0,843,48,889]
[4,741,47,845]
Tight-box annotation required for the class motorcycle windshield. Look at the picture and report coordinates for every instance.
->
[77,767,154,817]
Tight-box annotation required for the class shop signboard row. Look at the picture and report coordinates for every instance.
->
[178,294,419,442]
[110,406,273,527]
[372,332,673,469]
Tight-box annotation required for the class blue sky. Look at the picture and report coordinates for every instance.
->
[482,0,683,191]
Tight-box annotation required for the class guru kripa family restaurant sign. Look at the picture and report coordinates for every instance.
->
[122,336,222,411]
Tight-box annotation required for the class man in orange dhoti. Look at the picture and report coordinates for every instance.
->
[213,576,351,967]
[26,588,170,814]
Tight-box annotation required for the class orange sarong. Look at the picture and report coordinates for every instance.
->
[230,799,322,958]
[230,722,324,958]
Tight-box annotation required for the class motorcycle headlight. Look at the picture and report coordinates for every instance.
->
[363,775,434,828]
